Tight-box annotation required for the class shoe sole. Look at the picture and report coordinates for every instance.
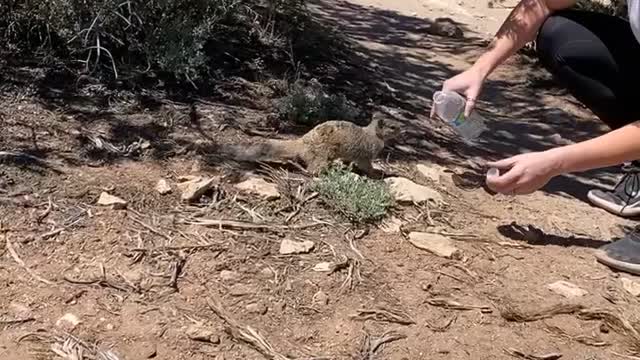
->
[594,248,640,275]
[587,191,640,217]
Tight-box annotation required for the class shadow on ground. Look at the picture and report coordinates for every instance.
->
[0,0,623,204]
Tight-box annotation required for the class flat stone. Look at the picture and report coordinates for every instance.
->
[177,176,215,202]
[279,239,315,255]
[621,277,640,297]
[219,270,240,282]
[155,179,172,195]
[312,290,329,306]
[246,303,268,315]
[139,341,157,359]
[546,281,588,298]
[234,177,280,200]
[97,192,127,209]
[313,262,334,272]
[186,325,219,343]
[379,216,404,234]
[416,163,445,183]
[384,177,443,204]
[56,313,81,331]
[228,284,253,297]
[407,232,461,259]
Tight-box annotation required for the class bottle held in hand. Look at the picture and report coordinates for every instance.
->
[432,90,487,142]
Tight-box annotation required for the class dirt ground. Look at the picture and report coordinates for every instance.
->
[3,0,640,359]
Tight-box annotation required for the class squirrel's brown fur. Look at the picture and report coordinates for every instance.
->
[224,113,386,177]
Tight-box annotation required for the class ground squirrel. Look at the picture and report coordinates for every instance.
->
[223,113,386,177]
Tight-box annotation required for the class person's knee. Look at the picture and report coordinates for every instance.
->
[536,13,572,67]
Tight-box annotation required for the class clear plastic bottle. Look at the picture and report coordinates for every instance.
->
[432,90,487,142]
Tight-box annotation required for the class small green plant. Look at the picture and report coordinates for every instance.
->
[275,79,360,125]
[312,163,393,223]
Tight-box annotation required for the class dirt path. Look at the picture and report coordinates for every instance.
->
[2,0,640,359]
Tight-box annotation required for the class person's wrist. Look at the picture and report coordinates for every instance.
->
[471,57,493,81]
[546,146,573,176]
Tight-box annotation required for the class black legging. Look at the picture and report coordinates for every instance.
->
[536,10,640,130]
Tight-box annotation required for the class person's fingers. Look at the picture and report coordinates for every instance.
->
[487,166,521,194]
[464,97,475,117]
[487,156,518,170]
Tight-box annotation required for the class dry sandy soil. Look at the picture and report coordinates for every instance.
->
[2,0,640,359]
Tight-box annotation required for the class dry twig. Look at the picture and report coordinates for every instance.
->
[544,323,608,347]
[499,302,584,322]
[186,218,325,232]
[357,330,406,360]
[5,234,55,285]
[504,348,562,360]
[207,296,294,360]
[350,307,415,325]
[425,297,491,312]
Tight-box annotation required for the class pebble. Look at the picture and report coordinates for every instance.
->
[279,239,315,255]
[97,192,127,209]
[384,177,443,204]
[155,179,172,195]
[407,232,461,259]
[546,280,588,298]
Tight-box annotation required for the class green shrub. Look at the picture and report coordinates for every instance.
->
[312,163,393,223]
[0,0,309,82]
[275,79,360,125]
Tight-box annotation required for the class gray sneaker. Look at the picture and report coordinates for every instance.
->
[587,162,640,217]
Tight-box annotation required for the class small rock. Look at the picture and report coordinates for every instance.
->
[139,341,157,359]
[97,192,127,209]
[312,290,329,306]
[407,232,461,259]
[418,17,464,38]
[621,277,640,297]
[379,216,404,234]
[177,176,215,202]
[259,267,274,279]
[155,179,172,195]
[106,323,115,330]
[246,303,268,315]
[384,177,443,204]
[546,280,588,298]
[234,177,280,200]
[9,302,31,317]
[56,313,81,331]
[279,239,315,255]
[228,284,253,296]
[186,325,219,343]
[219,270,240,282]
[416,163,445,183]
[215,355,225,360]
[313,262,334,272]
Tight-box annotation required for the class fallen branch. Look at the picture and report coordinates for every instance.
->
[504,348,562,360]
[6,234,55,285]
[425,297,492,312]
[207,296,294,360]
[185,218,326,232]
[0,317,36,326]
[500,302,584,322]
[130,244,225,254]
[357,330,406,360]
[350,307,415,325]
[544,323,608,347]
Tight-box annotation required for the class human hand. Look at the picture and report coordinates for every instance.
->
[432,67,486,118]
[485,150,565,195]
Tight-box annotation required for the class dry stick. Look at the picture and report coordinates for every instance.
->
[130,244,224,254]
[359,330,407,360]
[5,234,55,285]
[544,323,608,347]
[500,303,584,322]
[129,215,172,242]
[0,317,36,326]
[185,218,326,231]
[207,297,293,360]
[350,307,415,325]
[504,348,562,360]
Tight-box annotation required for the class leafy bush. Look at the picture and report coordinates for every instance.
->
[575,0,627,18]
[312,163,393,223]
[275,79,361,125]
[0,0,309,82]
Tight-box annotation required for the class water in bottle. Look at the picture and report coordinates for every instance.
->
[432,90,487,142]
